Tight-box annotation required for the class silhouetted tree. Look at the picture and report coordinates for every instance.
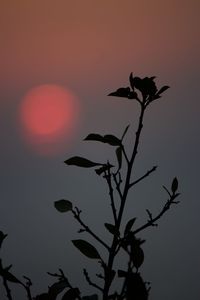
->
[0,74,180,300]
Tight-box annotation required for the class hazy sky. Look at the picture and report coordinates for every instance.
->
[0,1,200,299]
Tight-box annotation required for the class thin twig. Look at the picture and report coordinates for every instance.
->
[83,268,103,292]
[133,193,180,235]
[72,208,110,251]
[129,166,157,188]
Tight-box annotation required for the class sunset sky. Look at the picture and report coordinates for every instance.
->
[0,1,200,299]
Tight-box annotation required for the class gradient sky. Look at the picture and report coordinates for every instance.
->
[0,1,200,299]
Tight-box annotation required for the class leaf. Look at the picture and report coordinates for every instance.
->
[54,200,72,213]
[103,135,121,146]
[82,294,98,300]
[157,85,170,95]
[108,87,131,98]
[85,133,121,146]
[0,231,7,248]
[84,134,104,142]
[62,288,80,300]
[64,156,101,168]
[72,239,100,259]
[124,218,136,235]
[116,147,122,170]
[104,223,119,236]
[171,177,178,193]
[121,124,130,141]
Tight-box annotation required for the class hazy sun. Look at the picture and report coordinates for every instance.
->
[20,84,79,155]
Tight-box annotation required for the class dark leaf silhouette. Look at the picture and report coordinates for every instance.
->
[54,200,73,213]
[124,218,136,236]
[0,231,7,248]
[65,156,101,168]
[104,223,119,236]
[62,288,80,300]
[72,239,100,259]
[108,87,131,98]
[157,85,170,95]
[171,177,178,193]
[103,135,121,146]
[84,134,104,143]
[85,133,121,146]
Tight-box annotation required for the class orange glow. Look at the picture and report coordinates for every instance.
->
[20,84,79,155]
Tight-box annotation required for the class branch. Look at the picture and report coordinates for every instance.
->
[129,166,157,188]
[103,105,146,300]
[83,268,103,292]
[72,207,110,251]
[133,192,181,235]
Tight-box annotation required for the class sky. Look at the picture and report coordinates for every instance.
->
[0,0,200,299]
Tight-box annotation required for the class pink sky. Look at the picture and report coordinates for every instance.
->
[1,0,199,90]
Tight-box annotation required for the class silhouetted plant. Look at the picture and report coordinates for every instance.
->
[0,74,180,299]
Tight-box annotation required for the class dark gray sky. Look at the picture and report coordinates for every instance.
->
[0,1,200,299]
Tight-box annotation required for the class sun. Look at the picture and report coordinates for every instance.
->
[20,84,79,155]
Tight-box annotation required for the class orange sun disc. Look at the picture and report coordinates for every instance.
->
[20,84,79,155]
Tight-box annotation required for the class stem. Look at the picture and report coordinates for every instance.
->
[118,105,145,226]
[103,105,146,300]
